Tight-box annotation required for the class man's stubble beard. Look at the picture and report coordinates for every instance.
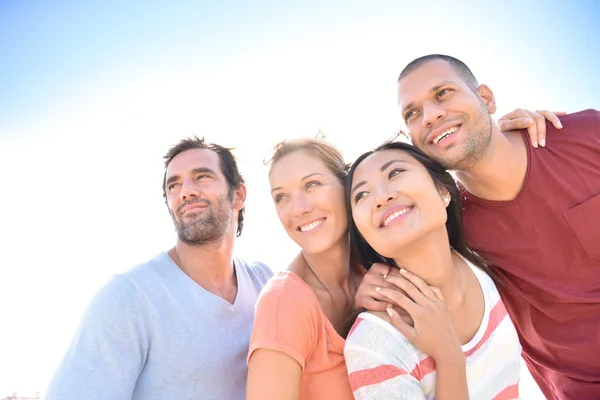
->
[171,193,234,247]
[436,102,493,172]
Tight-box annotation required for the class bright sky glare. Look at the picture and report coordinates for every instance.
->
[1,0,599,397]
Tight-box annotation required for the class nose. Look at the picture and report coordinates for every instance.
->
[422,101,447,129]
[180,177,200,201]
[292,193,313,218]
[375,185,396,209]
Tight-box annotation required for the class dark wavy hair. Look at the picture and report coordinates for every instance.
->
[345,140,496,281]
[162,137,246,237]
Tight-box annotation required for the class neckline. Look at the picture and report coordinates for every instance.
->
[460,129,532,206]
[280,271,347,349]
[357,251,490,354]
[162,251,244,309]
[453,251,490,352]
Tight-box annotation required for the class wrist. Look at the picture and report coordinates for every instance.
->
[433,348,466,366]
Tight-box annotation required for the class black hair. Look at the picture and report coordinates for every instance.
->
[345,140,497,281]
[398,54,479,92]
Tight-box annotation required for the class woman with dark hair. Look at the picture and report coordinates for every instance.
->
[344,141,521,399]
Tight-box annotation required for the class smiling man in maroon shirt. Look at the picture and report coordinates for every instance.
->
[358,54,600,399]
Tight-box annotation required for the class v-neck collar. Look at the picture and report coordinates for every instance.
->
[163,252,245,309]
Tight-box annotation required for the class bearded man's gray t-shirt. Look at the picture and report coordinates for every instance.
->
[46,252,273,400]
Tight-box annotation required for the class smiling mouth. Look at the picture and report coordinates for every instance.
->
[381,207,412,227]
[432,125,460,145]
[298,219,325,232]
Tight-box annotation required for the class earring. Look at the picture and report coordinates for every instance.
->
[443,195,451,206]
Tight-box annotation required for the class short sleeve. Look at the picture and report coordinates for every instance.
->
[248,274,318,371]
[46,275,150,400]
[344,315,426,400]
[249,260,274,285]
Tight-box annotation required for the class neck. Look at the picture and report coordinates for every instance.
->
[392,229,465,308]
[168,232,236,291]
[456,127,528,201]
[301,237,352,289]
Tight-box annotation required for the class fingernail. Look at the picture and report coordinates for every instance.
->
[524,117,533,125]
[532,140,538,148]
[540,138,546,147]
[375,287,382,292]
[386,308,393,318]
[400,268,407,274]
[557,121,563,128]
[382,274,388,279]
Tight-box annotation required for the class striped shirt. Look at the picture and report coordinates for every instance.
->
[344,255,521,400]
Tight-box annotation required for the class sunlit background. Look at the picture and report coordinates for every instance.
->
[1,0,599,397]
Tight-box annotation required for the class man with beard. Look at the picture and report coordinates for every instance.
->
[46,138,273,400]
[356,55,600,399]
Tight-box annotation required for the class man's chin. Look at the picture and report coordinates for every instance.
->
[177,232,217,246]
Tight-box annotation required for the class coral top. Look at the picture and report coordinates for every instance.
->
[248,271,354,400]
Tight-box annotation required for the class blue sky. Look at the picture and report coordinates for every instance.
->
[1,0,599,396]
[2,0,599,129]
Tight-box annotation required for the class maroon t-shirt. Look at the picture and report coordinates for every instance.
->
[461,109,600,399]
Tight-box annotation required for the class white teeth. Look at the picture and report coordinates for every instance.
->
[382,208,411,227]
[300,219,324,232]
[433,126,458,144]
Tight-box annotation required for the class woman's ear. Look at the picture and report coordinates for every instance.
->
[438,187,451,207]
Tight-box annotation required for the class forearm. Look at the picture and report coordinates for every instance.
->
[434,353,468,400]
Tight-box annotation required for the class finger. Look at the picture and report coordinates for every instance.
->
[387,307,416,340]
[498,117,534,135]
[361,267,388,287]
[398,268,438,301]
[370,262,393,279]
[383,273,431,305]
[360,296,393,312]
[536,109,563,130]
[532,112,546,147]
[376,286,419,314]
[498,108,528,121]
[431,287,444,302]
[355,282,397,309]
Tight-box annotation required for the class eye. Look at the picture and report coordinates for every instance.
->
[354,191,368,203]
[437,88,451,99]
[405,110,417,122]
[305,180,322,190]
[196,174,208,181]
[274,193,286,204]
[167,183,180,191]
[388,168,405,179]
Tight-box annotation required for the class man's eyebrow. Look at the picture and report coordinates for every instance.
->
[191,167,217,176]
[402,80,456,113]
[430,80,456,93]
[166,167,217,186]
[165,174,180,187]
